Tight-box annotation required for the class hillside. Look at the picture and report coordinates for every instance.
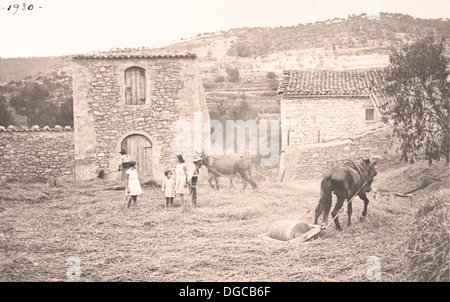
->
[0,56,72,84]
[0,12,448,124]
[1,13,448,81]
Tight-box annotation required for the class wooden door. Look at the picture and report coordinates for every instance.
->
[121,135,152,177]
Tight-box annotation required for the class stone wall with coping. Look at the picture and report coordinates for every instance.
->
[279,127,396,180]
[0,126,74,180]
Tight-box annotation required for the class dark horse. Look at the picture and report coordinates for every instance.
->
[201,154,258,190]
[314,158,378,231]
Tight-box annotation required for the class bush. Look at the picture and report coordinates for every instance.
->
[235,43,253,57]
[265,72,276,80]
[268,79,279,91]
[214,76,225,83]
[226,68,240,83]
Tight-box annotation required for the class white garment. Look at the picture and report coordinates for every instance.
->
[175,162,187,195]
[187,163,200,182]
[162,178,175,198]
[125,169,142,196]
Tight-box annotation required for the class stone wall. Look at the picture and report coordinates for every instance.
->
[281,96,380,147]
[279,127,396,180]
[72,55,210,181]
[0,126,74,180]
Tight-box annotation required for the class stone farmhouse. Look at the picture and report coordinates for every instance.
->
[277,69,385,148]
[276,69,394,180]
[0,52,210,182]
[72,52,210,181]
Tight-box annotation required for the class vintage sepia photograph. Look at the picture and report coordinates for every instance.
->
[0,0,448,287]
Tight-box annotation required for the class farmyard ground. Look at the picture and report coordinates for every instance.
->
[1,159,448,282]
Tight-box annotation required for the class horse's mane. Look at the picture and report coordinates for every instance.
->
[344,160,369,180]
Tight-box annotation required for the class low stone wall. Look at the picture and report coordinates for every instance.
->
[0,126,75,180]
[279,127,396,180]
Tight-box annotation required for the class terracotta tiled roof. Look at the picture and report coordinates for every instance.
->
[277,69,385,96]
[73,52,197,60]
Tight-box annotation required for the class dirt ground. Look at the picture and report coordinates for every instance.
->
[0,159,448,282]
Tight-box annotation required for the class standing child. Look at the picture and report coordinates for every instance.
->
[125,161,142,208]
[161,170,175,209]
[175,154,188,212]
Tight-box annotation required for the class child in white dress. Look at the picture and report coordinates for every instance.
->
[161,170,175,209]
[175,155,188,212]
[125,161,142,208]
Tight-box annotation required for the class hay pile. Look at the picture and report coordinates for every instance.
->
[403,189,449,282]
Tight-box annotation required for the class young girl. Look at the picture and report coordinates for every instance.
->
[161,170,175,209]
[125,161,142,208]
[175,154,188,211]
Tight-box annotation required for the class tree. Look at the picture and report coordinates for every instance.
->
[226,68,240,83]
[10,83,54,126]
[234,42,253,57]
[265,72,277,80]
[381,36,449,164]
[0,95,14,127]
[56,96,74,127]
[28,100,59,127]
[10,82,50,125]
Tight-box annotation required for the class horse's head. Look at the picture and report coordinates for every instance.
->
[193,154,203,168]
[361,158,378,192]
[200,153,213,167]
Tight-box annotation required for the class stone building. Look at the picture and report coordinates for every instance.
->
[72,52,210,181]
[276,69,394,180]
[277,69,385,148]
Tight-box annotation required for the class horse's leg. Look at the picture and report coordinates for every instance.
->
[322,197,332,226]
[229,176,233,189]
[242,178,247,190]
[359,193,370,222]
[214,176,220,191]
[347,200,353,226]
[239,170,257,189]
[314,205,321,225]
[331,192,345,231]
[208,174,215,189]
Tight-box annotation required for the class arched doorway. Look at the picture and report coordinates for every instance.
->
[121,134,152,177]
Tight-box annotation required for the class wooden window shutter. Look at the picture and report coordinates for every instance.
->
[365,108,375,121]
[125,67,146,105]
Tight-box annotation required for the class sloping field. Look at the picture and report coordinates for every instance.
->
[0,159,447,282]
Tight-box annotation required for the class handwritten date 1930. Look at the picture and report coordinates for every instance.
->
[1,3,42,15]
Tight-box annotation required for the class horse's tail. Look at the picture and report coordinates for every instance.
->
[314,176,333,224]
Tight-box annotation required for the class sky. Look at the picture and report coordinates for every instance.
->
[0,0,448,58]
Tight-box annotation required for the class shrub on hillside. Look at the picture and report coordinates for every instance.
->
[265,72,276,80]
[226,68,240,83]
[214,76,225,83]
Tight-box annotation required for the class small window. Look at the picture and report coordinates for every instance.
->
[365,108,375,121]
[124,67,146,105]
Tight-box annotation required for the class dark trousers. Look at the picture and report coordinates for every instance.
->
[165,197,174,207]
[121,162,131,181]
[127,195,137,208]
[190,176,198,207]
